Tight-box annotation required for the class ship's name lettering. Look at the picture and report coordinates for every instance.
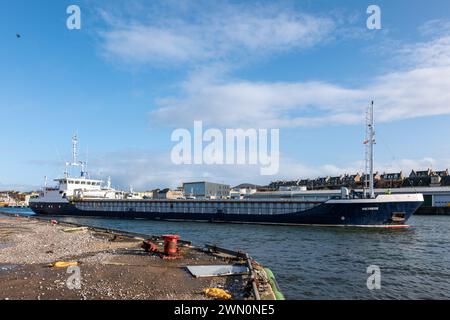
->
[362,207,379,211]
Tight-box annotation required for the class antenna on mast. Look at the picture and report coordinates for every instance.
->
[85,146,89,178]
[72,132,78,165]
[64,132,89,178]
[363,101,375,198]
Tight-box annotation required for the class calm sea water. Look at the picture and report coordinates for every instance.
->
[2,207,450,299]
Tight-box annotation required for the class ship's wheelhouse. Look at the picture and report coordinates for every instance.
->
[57,178,102,190]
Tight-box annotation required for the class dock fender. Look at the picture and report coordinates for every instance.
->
[264,268,285,300]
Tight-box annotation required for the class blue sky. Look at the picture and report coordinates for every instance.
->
[1,0,450,190]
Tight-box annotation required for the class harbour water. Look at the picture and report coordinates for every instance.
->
[3,207,450,299]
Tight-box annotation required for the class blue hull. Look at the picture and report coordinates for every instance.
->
[29,199,423,227]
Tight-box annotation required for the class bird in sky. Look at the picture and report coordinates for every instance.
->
[16,33,21,38]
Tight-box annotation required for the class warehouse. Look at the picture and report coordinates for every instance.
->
[182,181,230,199]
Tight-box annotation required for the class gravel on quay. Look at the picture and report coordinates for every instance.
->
[0,213,274,300]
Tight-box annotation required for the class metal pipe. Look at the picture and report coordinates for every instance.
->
[245,253,261,300]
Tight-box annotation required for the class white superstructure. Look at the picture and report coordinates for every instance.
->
[30,134,133,204]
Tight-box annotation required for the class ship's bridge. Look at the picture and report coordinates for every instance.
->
[55,177,103,192]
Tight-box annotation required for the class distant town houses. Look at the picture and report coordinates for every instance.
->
[268,168,450,190]
[406,169,450,188]
[377,171,404,188]
[0,191,36,207]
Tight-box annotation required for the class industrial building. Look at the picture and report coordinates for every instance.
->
[182,181,230,199]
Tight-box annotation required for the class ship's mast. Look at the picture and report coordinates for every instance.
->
[64,133,87,178]
[72,133,78,165]
[364,101,375,199]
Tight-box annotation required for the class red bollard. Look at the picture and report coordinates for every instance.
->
[162,234,180,256]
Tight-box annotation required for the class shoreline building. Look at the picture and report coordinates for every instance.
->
[230,183,260,199]
[152,188,184,200]
[182,181,230,199]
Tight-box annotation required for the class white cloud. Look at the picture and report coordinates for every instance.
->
[398,36,450,68]
[88,149,320,189]
[87,149,450,190]
[98,2,334,66]
[150,34,450,128]
[88,151,330,189]
[101,25,206,64]
[419,19,450,37]
[151,79,364,128]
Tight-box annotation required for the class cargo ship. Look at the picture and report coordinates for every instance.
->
[29,103,424,227]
